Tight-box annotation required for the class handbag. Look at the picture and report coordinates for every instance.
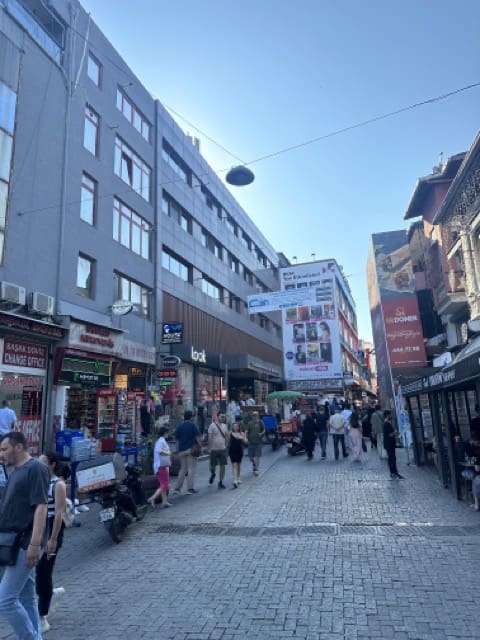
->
[190,443,201,458]
[0,531,22,567]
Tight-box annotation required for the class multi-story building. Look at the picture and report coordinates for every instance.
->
[0,0,283,452]
[278,260,360,403]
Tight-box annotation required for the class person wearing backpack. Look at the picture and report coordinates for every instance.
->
[36,453,69,634]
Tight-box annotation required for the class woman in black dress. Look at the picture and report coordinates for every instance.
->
[229,422,246,488]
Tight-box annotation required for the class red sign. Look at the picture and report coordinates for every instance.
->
[3,339,48,369]
[382,297,427,367]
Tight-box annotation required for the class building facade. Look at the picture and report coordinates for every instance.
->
[0,0,283,451]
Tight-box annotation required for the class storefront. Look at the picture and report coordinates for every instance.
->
[0,311,65,454]
[402,336,480,499]
[53,321,154,450]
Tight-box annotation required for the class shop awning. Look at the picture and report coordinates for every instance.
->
[442,334,480,386]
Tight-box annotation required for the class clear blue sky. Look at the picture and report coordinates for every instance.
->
[80,0,480,341]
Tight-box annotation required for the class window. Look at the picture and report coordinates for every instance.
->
[244,269,253,286]
[114,273,151,318]
[161,192,191,233]
[225,216,236,235]
[201,277,221,301]
[162,250,190,281]
[229,294,241,313]
[116,88,150,142]
[201,229,208,248]
[230,255,239,273]
[80,173,96,225]
[87,53,102,87]
[240,232,250,250]
[113,198,151,259]
[114,137,151,202]
[213,242,222,260]
[77,254,94,298]
[162,140,190,185]
[0,81,17,264]
[84,106,99,156]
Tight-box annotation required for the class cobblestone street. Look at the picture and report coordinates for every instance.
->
[2,444,480,640]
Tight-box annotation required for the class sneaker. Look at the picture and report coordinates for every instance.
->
[40,616,50,633]
[233,482,238,489]
[237,479,242,484]
[218,481,226,489]
[396,474,405,479]
[49,587,65,616]
[187,489,198,494]
[209,473,216,485]
[253,470,259,477]
[77,504,90,513]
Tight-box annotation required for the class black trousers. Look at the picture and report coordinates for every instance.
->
[332,434,347,459]
[386,447,398,476]
[36,521,63,616]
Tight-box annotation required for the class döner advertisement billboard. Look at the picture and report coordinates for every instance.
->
[280,262,343,382]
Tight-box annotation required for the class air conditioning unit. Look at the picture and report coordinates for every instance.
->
[28,291,55,316]
[0,282,26,305]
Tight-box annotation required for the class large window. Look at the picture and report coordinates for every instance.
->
[162,250,190,282]
[113,198,151,259]
[87,53,102,87]
[114,272,151,318]
[161,192,191,233]
[84,105,99,156]
[116,89,150,142]
[201,277,221,301]
[77,254,94,298]
[80,173,96,225]
[162,140,191,185]
[0,81,17,264]
[114,137,151,202]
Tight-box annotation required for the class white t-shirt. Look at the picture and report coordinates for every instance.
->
[0,407,16,435]
[153,436,171,473]
[329,413,346,435]
[208,421,228,450]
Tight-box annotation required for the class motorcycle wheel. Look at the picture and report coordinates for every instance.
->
[107,517,125,544]
[135,503,148,521]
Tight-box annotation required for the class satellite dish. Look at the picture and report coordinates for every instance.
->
[226,165,255,186]
[111,299,134,316]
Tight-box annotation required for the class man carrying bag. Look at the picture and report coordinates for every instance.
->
[0,431,48,639]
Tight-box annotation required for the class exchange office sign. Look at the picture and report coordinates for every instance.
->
[2,338,48,370]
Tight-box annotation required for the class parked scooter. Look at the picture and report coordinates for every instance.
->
[287,434,307,456]
[77,454,148,543]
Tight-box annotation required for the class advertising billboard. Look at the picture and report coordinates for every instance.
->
[370,230,427,369]
[280,262,343,382]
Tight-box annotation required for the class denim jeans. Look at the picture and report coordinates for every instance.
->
[0,547,42,639]
[318,432,328,457]
[332,434,347,460]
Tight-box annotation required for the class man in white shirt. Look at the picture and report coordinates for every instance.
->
[208,413,229,489]
[328,407,349,461]
[0,401,17,436]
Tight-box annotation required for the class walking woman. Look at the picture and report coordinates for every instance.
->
[349,409,363,462]
[383,410,404,480]
[229,422,246,488]
[37,453,68,633]
[148,426,172,508]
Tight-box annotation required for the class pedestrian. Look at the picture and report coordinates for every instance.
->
[244,411,265,476]
[36,452,68,633]
[0,400,17,436]
[208,412,229,489]
[371,404,385,458]
[315,406,329,459]
[301,411,318,460]
[0,431,48,639]
[361,404,374,448]
[349,409,363,462]
[383,410,404,480]
[229,422,246,488]
[148,427,172,508]
[173,410,202,495]
[328,407,348,460]
[140,399,152,437]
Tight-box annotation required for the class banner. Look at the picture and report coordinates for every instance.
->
[247,288,316,313]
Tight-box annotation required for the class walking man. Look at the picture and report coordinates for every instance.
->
[0,431,49,639]
[371,404,386,459]
[208,412,229,489]
[328,407,348,460]
[383,410,404,480]
[173,410,202,495]
[0,400,16,436]
[244,411,265,476]
[316,406,329,459]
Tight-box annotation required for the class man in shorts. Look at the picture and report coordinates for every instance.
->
[208,413,229,489]
[244,411,265,476]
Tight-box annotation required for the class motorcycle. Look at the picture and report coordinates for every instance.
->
[77,454,148,543]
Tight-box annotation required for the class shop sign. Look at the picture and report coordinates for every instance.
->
[160,355,181,368]
[161,323,183,345]
[0,312,64,338]
[121,339,155,365]
[58,355,112,387]
[191,347,206,363]
[69,322,123,356]
[2,339,47,370]
[18,417,42,456]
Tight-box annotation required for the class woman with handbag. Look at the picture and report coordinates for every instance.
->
[148,427,172,508]
[228,422,247,488]
[36,453,69,633]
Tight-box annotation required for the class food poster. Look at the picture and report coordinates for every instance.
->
[280,263,343,381]
[372,230,415,299]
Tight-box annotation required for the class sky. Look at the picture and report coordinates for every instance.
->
[80,0,480,341]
